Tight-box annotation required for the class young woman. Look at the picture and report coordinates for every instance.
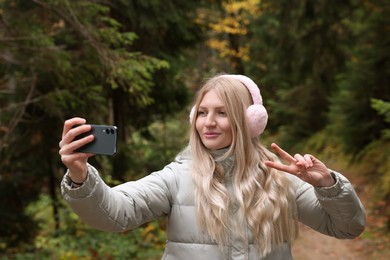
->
[59,74,365,259]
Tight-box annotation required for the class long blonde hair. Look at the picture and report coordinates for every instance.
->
[189,75,298,256]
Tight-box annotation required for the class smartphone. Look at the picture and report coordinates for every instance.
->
[74,124,118,155]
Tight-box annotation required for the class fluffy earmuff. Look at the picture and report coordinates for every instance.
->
[189,74,268,137]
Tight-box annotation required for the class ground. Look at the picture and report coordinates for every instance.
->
[292,223,367,260]
[291,170,389,260]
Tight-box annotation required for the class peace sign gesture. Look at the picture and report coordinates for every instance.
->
[265,143,336,187]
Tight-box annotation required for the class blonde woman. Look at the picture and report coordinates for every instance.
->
[59,74,365,259]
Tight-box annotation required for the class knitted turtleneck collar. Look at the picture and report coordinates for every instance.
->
[210,147,229,157]
[210,147,235,171]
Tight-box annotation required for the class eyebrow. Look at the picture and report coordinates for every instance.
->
[198,105,226,109]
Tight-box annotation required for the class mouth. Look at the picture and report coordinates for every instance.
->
[204,132,220,138]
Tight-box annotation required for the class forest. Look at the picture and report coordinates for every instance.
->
[0,0,389,259]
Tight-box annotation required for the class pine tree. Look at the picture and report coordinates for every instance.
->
[329,0,390,155]
[248,0,357,149]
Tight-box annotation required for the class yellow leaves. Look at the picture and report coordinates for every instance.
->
[59,252,85,260]
[208,39,229,58]
[223,0,261,15]
[51,19,65,30]
[208,39,250,61]
[200,0,261,64]
[140,221,166,249]
[210,16,248,35]
[210,0,257,36]
[195,0,261,32]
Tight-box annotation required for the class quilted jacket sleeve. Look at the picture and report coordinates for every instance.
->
[294,171,366,238]
[61,163,174,232]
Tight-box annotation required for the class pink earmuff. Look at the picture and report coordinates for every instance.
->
[189,74,268,137]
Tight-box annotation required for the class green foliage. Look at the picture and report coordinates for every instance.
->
[116,111,190,181]
[248,0,358,149]
[0,0,173,251]
[113,0,203,56]
[360,140,390,192]
[328,0,389,155]
[3,194,166,259]
[105,0,205,145]
[371,98,390,139]
[368,98,390,199]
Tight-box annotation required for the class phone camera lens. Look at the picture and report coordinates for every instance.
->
[110,129,115,134]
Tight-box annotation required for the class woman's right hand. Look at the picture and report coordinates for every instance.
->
[59,117,95,183]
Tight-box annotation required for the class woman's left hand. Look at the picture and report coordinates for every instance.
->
[265,143,336,187]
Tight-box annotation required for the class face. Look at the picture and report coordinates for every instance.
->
[195,89,233,150]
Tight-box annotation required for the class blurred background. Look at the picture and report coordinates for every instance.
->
[0,0,389,259]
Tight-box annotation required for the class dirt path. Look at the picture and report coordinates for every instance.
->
[291,168,389,260]
[291,223,366,260]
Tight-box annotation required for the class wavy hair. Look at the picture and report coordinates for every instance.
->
[189,75,298,256]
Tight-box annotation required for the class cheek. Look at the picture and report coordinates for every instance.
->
[221,119,232,133]
[195,118,203,133]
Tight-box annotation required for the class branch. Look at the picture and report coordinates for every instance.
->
[0,74,37,153]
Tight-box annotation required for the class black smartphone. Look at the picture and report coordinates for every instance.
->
[74,124,118,155]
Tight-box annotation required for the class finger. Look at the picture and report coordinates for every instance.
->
[62,117,87,138]
[265,160,294,174]
[61,124,92,150]
[295,162,307,173]
[69,135,94,154]
[59,134,94,158]
[270,143,296,163]
[303,154,314,167]
[86,153,96,159]
[294,154,310,168]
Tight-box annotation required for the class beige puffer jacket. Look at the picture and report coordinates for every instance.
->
[61,149,366,260]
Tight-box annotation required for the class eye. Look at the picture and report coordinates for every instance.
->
[218,111,227,117]
[197,110,207,117]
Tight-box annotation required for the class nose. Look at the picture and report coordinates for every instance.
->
[205,113,216,127]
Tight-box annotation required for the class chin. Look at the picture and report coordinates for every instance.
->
[204,143,228,150]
